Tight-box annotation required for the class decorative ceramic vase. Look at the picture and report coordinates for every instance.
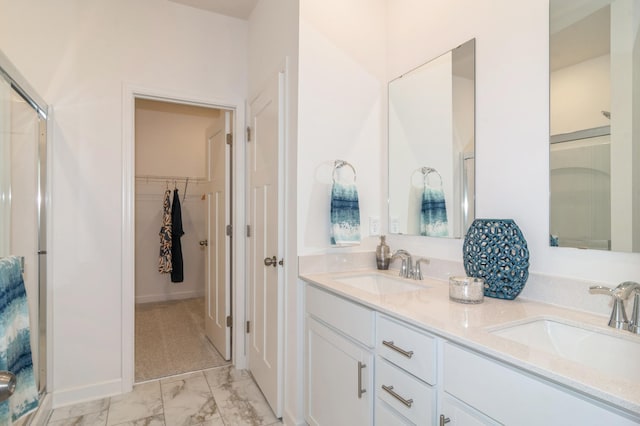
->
[462,219,530,300]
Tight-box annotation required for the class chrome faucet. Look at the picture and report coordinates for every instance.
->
[391,250,413,279]
[391,250,426,280]
[590,281,640,330]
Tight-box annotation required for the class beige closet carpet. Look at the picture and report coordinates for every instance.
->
[135,297,229,382]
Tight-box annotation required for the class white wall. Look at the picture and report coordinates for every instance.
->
[297,0,387,255]
[0,0,248,406]
[550,54,610,135]
[135,99,220,178]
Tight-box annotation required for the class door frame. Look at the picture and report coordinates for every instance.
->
[121,84,247,391]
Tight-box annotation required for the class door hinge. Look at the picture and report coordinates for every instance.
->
[226,133,232,145]
[246,225,251,237]
[246,126,251,142]
[246,321,251,333]
[226,315,232,327]
[226,224,232,237]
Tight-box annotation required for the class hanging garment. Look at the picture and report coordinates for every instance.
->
[171,188,185,283]
[420,185,448,237]
[158,189,172,273]
[0,256,38,426]
[330,180,361,246]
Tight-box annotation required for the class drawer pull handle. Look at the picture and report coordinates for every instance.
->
[382,384,413,408]
[357,362,366,399]
[439,414,451,426]
[382,340,414,358]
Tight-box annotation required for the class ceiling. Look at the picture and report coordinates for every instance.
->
[169,0,258,19]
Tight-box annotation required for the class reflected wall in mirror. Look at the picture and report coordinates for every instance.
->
[388,39,475,238]
[549,0,639,252]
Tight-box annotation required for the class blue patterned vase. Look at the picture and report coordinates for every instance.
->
[463,219,529,300]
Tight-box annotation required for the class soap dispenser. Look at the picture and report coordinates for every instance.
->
[376,235,390,270]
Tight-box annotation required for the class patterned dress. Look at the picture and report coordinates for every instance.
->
[158,189,172,273]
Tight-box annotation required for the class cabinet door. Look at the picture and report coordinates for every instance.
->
[441,394,501,426]
[306,317,374,426]
[443,342,640,425]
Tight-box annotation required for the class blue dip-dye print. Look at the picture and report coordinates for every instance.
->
[0,256,38,425]
[330,182,361,246]
[420,186,448,237]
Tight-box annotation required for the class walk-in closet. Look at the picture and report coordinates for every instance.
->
[134,98,231,382]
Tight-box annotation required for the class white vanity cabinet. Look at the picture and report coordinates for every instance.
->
[305,285,375,426]
[442,342,639,425]
[375,315,437,425]
[302,280,640,425]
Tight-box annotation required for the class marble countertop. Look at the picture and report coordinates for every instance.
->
[300,268,640,416]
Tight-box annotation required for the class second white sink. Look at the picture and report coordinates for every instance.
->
[490,319,640,381]
[332,273,427,295]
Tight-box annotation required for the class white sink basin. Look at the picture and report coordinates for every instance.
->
[332,273,427,295]
[491,319,640,381]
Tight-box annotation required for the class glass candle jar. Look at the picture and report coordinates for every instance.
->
[449,276,485,304]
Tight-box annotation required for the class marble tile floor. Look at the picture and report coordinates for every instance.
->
[46,366,282,426]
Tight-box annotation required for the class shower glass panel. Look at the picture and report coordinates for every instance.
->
[550,129,611,250]
[0,55,48,395]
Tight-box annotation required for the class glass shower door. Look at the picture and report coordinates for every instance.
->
[0,66,48,395]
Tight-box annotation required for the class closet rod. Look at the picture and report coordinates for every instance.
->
[135,174,206,183]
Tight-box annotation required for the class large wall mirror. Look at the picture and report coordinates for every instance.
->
[549,0,639,252]
[388,39,475,237]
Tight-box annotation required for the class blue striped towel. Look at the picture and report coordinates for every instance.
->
[0,256,38,425]
[330,181,361,246]
[420,186,448,237]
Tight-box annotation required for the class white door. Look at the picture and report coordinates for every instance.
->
[204,112,231,360]
[247,72,284,417]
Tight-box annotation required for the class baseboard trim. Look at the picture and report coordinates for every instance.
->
[135,290,204,305]
[51,379,123,409]
[282,410,306,426]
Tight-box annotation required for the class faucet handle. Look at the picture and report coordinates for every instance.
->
[414,258,429,280]
[589,285,629,329]
[629,288,640,334]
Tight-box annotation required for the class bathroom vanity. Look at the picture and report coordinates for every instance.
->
[301,268,640,425]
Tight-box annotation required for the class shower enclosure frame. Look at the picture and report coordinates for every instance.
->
[0,50,52,399]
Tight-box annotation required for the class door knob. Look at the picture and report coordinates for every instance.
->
[199,240,208,247]
[264,256,278,267]
[0,371,16,402]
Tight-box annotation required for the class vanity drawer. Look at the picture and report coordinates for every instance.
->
[376,314,436,384]
[305,284,374,347]
[375,399,413,426]
[375,356,435,425]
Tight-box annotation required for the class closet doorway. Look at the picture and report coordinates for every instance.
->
[133,98,232,382]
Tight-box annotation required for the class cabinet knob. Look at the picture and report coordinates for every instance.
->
[439,414,451,426]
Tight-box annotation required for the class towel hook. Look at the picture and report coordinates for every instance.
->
[423,167,443,188]
[332,160,357,183]
[412,167,443,188]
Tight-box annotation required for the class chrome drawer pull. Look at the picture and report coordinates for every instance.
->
[381,384,413,408]
[357,362,366,399]
[382,340,414,358]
